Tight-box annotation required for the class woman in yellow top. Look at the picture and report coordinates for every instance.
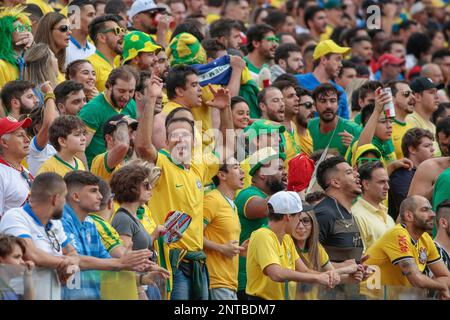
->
[291,210,365,300]
[34,12,71,83]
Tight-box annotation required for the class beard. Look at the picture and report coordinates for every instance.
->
[319,109,337,123]
[266,178,285,194]
[413,216,433,232]
[296,112,308,128]
[19,103,35,115]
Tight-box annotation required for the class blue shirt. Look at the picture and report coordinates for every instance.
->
[295,73,350,120]
[61,204,111,300]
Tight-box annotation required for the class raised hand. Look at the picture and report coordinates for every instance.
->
[374,87,392,113]
[206,85,231,110]
[15,31,34,49]
[338,130,354,148]
[41,81,54,95]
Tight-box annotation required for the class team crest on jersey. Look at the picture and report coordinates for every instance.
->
[418,247,427,265]
[196,179,202,190]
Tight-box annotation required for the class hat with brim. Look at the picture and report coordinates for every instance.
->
[313,40,350,60]
[378,53,405,68]
[128,0,166,20]
[352,143,382,167]
[102,114,138,140]
[245,119,286,145]
[268,191,314,214]
[248,146,286,177]
[122,31,162,64]
[410,77,445,93]
[0,116,32,137]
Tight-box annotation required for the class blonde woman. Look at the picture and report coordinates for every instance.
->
[34,12,71,82]
[23,43,59,106]
[291,210,365,299]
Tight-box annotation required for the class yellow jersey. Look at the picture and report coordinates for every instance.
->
[37,155,86,177]
[297,129,313,157]
[0,60,19,89]
[406,112,440,157]
[283,123,301,171]
[87,51,119,92]
[364,224,441,287]
[90,151,123,182]
[203,189,241,291]
[148,149,219,251]
[246,227,299,300]
[392,119,413,160]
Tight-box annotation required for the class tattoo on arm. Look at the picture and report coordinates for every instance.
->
[399,259,413,276]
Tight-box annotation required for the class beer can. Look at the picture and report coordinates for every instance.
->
[381,87,396,118]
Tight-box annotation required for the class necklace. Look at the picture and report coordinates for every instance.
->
[332,197,354,228]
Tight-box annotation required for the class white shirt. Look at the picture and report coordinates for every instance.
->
[66,36,96,65]
[0,205,69,300]
[0,163,30,218]
[27,137,57,177]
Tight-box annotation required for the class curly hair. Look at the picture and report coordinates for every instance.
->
[110,164,152,204]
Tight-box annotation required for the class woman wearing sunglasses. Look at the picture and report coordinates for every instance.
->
[35,12,71,83]
[110,164,168,300]
[291,210,366,300]
[66,59,99,101]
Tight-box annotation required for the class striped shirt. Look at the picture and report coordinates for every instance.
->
[89,213,123,253]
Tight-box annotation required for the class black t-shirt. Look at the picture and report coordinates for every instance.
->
[314,196,364,263]
[388,167,416,221]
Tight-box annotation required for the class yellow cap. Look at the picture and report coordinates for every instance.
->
[313,39,350,60]
[432,0,445,8]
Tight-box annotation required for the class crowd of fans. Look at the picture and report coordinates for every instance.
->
[1,0,450,301]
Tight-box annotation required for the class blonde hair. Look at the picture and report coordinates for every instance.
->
[34,12,67,73]
[125,158,162,186]
[24,43,58,88]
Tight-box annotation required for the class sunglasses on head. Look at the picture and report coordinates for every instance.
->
[264,36,279,44]
[54,25,70,33]
[299,102,314,109]
[21,170,33,189]
[100,26,125,36]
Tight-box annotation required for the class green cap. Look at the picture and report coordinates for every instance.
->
[122,31,161,64]
[324,0,342,9]
[245,119,286,145]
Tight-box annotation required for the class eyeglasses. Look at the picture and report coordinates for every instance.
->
[45,228,61,252]
[264,36,279,44]
[299,102,314,109]
[142,181,151,191]
[54,25,71,33]
[297,217,312,227]
[100,26,125,36]
[402,90,413,98]
[20,170,33,189]
[14,24,31,33]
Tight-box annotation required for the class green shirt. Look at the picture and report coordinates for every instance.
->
[78,93,137,167]
[235,185,268,291]
[307,117,362,156]
[433,167,450,211]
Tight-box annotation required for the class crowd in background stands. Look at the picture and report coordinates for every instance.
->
[1,0,450,301]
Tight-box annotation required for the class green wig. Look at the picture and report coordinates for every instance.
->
[0,6,31,66]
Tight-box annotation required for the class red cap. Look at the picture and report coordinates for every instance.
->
[0,116,32,137]
[287,153,315,193]
[378,54,405,68]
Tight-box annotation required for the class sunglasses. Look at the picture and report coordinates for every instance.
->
[299,102,314,109]
[14,24,32,33]
[54,25,70,33]
[264,36,279,44]
[402,90,413,98]
[100,26,125,36]
[142,181,151,191]
[45,228,61,252]
[357,157,381,166]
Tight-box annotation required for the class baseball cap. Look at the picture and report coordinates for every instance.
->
[0,116,32,137]
[248,146,286,177]
[410,77,445,93]
[128,0,166,20]
[313,40,350,60]
[410,2,426,15]
[268,191,314,214]
[378,53,405,68]
[102,114,138,139]
[245,119,285,145]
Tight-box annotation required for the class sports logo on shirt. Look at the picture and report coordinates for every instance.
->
[397,235,409,253]
[418,247,427,265]
[196,179,202,190]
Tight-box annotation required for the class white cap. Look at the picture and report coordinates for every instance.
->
[410,2,426,15]
[128,0,166,20]
[267,191,314,214]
